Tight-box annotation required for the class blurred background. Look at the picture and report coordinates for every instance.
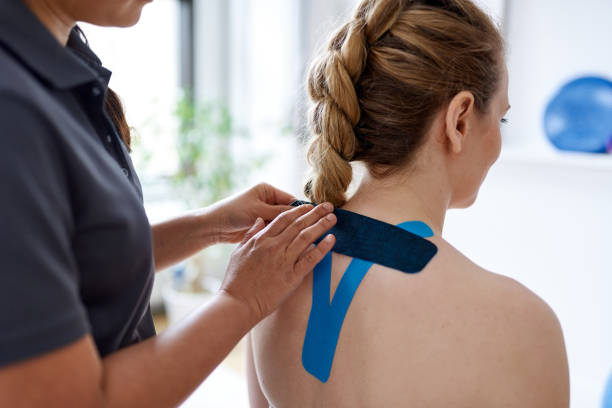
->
[81,0,612,406]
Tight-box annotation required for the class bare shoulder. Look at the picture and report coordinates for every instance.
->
[432,238,570,407]
[484,273,569,407]
[432,237,561,324]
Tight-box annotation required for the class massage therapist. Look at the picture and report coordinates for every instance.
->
[0,0,337,406]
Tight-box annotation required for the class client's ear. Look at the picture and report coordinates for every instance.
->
[444,91,476,154]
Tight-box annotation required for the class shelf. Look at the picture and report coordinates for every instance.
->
[499,147,612,172]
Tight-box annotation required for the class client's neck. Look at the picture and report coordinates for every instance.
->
[342,163,451,236]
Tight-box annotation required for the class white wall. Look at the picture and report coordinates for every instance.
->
[473,0,506,24]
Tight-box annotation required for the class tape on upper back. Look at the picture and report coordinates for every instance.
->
[290,201,437,383]
[290,200,437,273]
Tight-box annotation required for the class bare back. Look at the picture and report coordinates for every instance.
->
[250,235,569,407]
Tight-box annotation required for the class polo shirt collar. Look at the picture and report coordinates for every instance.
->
[0,0,107,89]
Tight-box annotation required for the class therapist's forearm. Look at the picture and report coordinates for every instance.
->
[101,292,254,408]
[151,206,221,272]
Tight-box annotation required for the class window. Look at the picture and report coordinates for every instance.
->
[80,1,183,218]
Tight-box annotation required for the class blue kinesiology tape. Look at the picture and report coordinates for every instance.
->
[290,201,437,383]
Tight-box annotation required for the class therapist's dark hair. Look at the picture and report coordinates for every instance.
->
[304,0,503,207]
[105,89,131,151]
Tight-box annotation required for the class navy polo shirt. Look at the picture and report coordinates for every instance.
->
[0,0,156,367]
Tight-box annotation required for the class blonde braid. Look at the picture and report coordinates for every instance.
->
[305,0,406,207]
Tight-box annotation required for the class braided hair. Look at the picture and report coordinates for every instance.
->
[304,0,503,207]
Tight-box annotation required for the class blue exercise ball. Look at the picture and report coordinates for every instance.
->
[544,76,612,153]
[604,369,612,408]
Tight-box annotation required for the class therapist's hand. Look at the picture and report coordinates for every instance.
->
[210,183,297,243]
[221,203,336,324]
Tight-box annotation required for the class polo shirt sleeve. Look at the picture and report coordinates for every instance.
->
[0,92,89,367]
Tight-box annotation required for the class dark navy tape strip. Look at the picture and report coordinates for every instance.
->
[290,200,438,274]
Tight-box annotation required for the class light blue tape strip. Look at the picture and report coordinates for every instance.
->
[301,221,434,382]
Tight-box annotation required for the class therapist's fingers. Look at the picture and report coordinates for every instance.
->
[257,203,294,223]
[284,211,337,261]
[294,234,336,279]
[298,244,316,262]
[240,217,265,245]
[264,203,314,236]
[274,202,334,243]
[256,182,297,206]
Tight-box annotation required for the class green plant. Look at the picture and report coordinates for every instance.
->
[171,96,262,208]
[169,96,267,292]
